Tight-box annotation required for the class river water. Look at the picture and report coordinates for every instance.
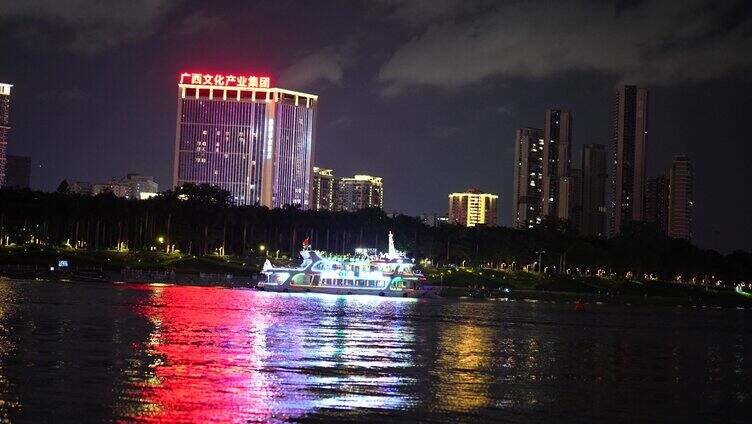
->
[0,280,749,423]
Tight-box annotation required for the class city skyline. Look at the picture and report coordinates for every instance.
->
[1,1,751,252]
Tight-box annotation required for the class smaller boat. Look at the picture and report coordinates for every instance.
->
[574,299,586,312]
[258,232,430,298]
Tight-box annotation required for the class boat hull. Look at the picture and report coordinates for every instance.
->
[257,283,435,298]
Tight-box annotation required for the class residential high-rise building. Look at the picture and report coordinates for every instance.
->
[173,72,317,208]
[0,83,12,187]
[542,109,572,220]
[580,144,608,236]
[512,127,544,228]
[448,188,498,227]
[338,175,383,211]
[644,174,669,234]
[4,155,31,189]
[312,167,337,211]
[610,86,649,235]
[560,168,582,229]
[667,156,693,240]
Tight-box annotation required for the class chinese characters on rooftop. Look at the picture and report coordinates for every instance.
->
[179,73,271,88]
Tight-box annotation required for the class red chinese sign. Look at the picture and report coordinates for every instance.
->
[179,72,271,88]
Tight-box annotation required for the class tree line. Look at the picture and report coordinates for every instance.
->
[1,183,750,284]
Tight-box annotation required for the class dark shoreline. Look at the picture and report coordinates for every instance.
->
[2,275,750,310]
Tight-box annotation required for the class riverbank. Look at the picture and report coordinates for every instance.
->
[426,268,752,308]
[2,246,751,308]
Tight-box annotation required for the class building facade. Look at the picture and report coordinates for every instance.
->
[541,109,572,220]
[610,85,649,235]
[312,167,337,211]
[4,155,31,188]
[173,72,317,208]
[70,181,93,196]
[338,175,383,211]
[580,144,608,236]
[0,83,12,187]
[93,180,133,198]
[126,173,159,199]
[667,156,693,240]
[560,168,582,231]
[77,174,158,199]
[644,174,669,234]
[512,127,544,228]
[448,188,498,227]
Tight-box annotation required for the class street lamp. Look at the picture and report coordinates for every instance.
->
[535,250,545,273]
[259,245,267,257]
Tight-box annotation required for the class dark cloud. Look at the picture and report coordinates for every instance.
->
[378,0,752,93]
[176,12,222,36]
[0,0,176,53]
[36,88,88,102]
[496,105,513,116]
[374,0,492,25]
[278,44,356,91]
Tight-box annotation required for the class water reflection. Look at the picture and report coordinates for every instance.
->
[0,281,749,422]
[434,324,493,411]
[0,283,19,423]
[127,287,417,422]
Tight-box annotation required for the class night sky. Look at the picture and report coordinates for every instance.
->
[1,0,751,253]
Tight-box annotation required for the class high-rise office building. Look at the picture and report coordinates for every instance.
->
[513,127,544,228]
[448,188,498,227]
[610,86,649,235]
[338,175,383,211]
[0,83,12,187]
[644,174,669,234]
[667,156,693,240]
[173,72,317,208]
[542,109,572,220]
[580,144,608,236]
[4,155,31,189]
[312,166,337,211]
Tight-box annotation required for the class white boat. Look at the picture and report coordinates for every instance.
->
[258,232,431,298]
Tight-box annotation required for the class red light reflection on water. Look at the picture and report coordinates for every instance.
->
[125,285,304,423]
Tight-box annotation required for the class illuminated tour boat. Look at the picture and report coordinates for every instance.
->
[259,232,428,297]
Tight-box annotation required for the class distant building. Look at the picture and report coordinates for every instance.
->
[4,155,31,188]
[610,86,649,235]
[0,83,12,187]
[70,181,93,196]
[93,180,133,198]
[338,175,383,211]
[512,127,544,228]
[173,72,317,208]
[448,188,498,227]
[312,167,337,211]
[668,156,693,240]
[580,144,608,236]
[126,173,158,199]
[419,213,447,227]
[644,174,669,234]
[541,109,572,220]
[77,174,158,199]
